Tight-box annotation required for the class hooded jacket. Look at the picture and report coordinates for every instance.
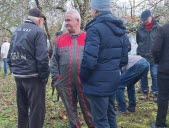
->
[80,11,128,96]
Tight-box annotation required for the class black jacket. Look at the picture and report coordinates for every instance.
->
[136,19,160,64]
[152,23,169,73]
[7,19,49,80]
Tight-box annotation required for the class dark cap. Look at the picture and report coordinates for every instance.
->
[141,9,151,21]
[28,8,46,21]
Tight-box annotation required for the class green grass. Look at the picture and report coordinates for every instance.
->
[0,70,168,128]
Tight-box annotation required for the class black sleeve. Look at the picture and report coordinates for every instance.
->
[152,27,164,64]
[7,35,15,67]
[35,31,49,80]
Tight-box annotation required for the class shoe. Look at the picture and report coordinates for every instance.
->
[8,73,12,75]
[153,95,158,102]
[137,88,142,93]
[3,74,7,78]
[150,121,167,128]
[127,105,136,112]
[115,110,130,115]
[150,121,157,128]
[139,93,149,100]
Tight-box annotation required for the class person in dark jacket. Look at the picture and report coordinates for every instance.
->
[80,0,128,127]
[136,9,160,101]
[50,9,94,128]
[7,8,49,128]
[150,23,169,128]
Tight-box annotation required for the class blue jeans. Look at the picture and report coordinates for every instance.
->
[3,58,8,75]
[140,63,158,94]
[116,59,149,112]
[86,94,117,128]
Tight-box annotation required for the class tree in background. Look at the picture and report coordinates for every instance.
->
[0,0,169,42]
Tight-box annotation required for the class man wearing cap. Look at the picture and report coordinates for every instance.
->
[80,0,128,127]
[136,9,160,101]
[7,8,49,128]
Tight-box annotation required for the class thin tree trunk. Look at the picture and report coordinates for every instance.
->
[34,0,52,49]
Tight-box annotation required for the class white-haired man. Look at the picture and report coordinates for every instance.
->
[7,8,49,128]
[50,9,94,128]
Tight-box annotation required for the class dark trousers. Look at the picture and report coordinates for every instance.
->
[86,94,117,128]
[156,71,169,127]
[15,77,46,128]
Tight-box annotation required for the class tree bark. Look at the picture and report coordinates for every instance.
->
[34,0,52,49]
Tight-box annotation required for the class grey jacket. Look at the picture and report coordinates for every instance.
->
[50,32,85,85]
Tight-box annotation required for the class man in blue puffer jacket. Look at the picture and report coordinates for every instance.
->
[80,0,128,127]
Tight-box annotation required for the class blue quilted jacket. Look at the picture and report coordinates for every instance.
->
[80,11,128,96]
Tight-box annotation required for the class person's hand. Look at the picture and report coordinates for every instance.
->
[41,78,48,85]
[121,66,127,74]
[51,75,62,96]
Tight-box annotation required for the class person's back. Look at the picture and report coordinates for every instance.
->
[151,22,169,128]
[80,0,128,127]
[7,8,49,128]
[8,20,48,77]
[153,23,169,71]
[81,11,128,96]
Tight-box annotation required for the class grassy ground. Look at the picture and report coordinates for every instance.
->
[0,70,168,128]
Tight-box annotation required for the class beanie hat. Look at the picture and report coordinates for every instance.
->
[141,9,151,21]
[90,0,111,11]
[28,8,46,20]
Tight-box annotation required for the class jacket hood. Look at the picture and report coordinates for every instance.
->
[85,11,126,36]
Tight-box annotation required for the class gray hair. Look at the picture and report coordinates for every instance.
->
[65,9,81,23]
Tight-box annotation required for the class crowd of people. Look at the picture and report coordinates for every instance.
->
[1,0,168,127]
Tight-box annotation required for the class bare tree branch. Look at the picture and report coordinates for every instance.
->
[34,0,52,49]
